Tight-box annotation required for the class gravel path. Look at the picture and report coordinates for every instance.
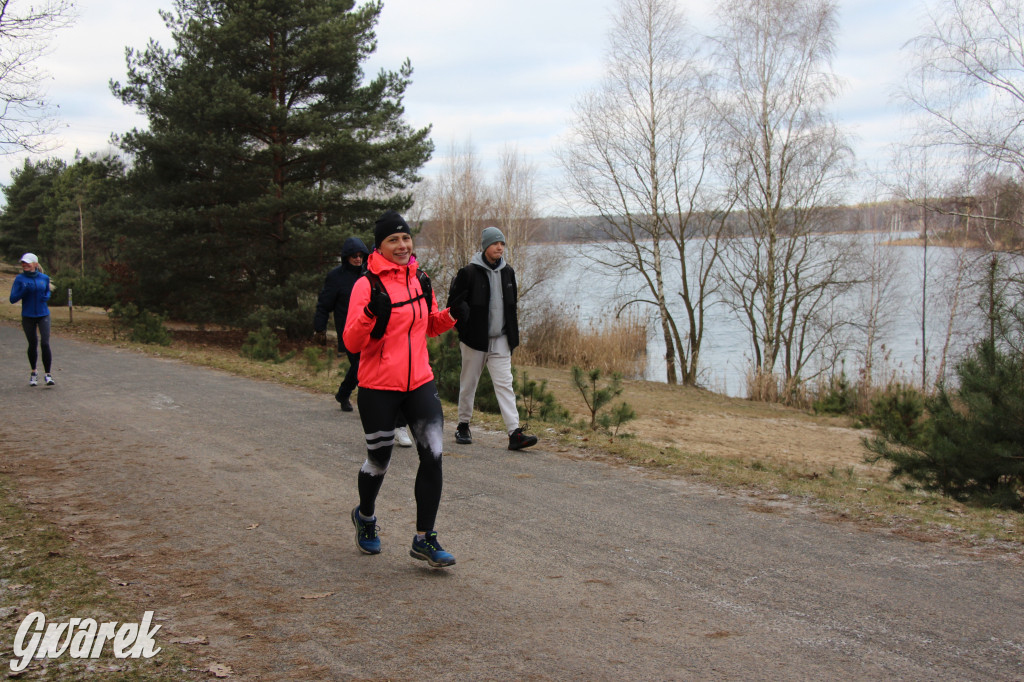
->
[0,324,1021,680]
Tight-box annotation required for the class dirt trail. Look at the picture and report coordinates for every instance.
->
[1,324,1022,681]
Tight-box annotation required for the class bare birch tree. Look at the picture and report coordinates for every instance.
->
[903,0,1024,199]
[421,140,553,331]
[559,0,728,385]
[899,0,1024,366]
[422,140,494,287]
[712,0,856,397]
[0,0,74,155]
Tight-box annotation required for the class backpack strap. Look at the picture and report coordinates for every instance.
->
[364,272,391,339]
[417,271,434,314]
[363,269,434,340]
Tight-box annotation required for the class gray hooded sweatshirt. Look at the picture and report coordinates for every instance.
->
[470,251,506,339]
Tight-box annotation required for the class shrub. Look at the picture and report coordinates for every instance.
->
[859,384,927,443]
[864,341,1024,509]
[48,272,117,309]
[427,331,499,413]
[812,369,858,415]
[428,332,463,403]
[109,303,172,346]
[302,347,335,375]
[571,365,633,431]
[241,326,287,362]
[516,370,570,423]
[597,401,637,439]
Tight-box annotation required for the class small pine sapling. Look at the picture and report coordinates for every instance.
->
[571,365,626,430]
[516,370,570,423]
[598,401,637,439]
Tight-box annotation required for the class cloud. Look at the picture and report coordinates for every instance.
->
[0,0,929,211]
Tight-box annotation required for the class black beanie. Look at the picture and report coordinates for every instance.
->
[374,210,411,249]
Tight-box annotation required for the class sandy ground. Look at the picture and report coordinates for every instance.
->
[1,325,1022,680]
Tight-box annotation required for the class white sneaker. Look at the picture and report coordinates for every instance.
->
[395,426,413,448]
[28,372,37,387]
[44,373,54,386]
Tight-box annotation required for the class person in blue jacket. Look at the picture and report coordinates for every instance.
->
[9,253,54,386]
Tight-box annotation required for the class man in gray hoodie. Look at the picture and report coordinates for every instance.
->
[447,226,537,451]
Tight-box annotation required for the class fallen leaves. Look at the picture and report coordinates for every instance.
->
[207,662,233,678]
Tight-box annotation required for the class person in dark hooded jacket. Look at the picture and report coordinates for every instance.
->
[314,237,370,411]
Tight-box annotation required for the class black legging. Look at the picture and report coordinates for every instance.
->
[336,351,406,427]
[356,380,445,532]
[21,315,52,373]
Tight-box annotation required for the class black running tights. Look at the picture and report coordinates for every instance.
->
[21,315,51,373]
[355,380,445,532]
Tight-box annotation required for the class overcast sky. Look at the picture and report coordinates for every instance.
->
[2,0,927,213]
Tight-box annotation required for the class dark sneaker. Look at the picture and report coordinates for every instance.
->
[338,396,353,412]
[44,373,54,386]
[508,427,538,451]
[351,506,381,555]
[410,531,455,568]
[455,422,472,444]
[28,372,37,387]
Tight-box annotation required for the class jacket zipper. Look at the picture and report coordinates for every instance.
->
[404,269,415,391]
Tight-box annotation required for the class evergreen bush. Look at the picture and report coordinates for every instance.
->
[571,365,634,432]
[241,326,286,362]
[812,369,858,415]
[516,370,570,423]
[48,271,116,309]
[597,401,637,439]
[302,347,335,375]
[109,303,172,346]
[858,384,927,444]
[864,341,1024,509]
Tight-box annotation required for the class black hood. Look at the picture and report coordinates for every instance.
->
[340,236,369,259]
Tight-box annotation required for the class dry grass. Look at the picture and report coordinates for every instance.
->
[518,307,647,379]
[0,477,203,679]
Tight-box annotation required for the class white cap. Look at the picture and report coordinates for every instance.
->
[19,253,37,264]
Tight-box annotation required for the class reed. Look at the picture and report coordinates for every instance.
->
[518,306,647,379]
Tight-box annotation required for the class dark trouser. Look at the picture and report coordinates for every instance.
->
[335,350,360,401]
[356,380,444,532]
[21,316,51,373]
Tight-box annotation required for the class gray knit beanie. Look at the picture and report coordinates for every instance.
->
[481,226,505,251]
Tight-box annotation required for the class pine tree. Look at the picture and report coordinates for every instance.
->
[927,341,1024,508]
[0,158,66,261]
[865,340,1024,509]
[111,0,432,334]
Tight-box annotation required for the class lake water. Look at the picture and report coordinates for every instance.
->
[535,235,993,397]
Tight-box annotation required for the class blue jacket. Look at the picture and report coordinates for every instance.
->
[10,270,51,317]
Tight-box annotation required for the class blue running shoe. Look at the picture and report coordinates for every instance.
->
[410,531,455,567]
[351,506,381,555]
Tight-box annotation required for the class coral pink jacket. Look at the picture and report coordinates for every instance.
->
[343,251,454,392]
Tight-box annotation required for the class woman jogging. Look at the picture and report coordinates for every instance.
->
[9,253,55,386]
[343,210,467,568]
